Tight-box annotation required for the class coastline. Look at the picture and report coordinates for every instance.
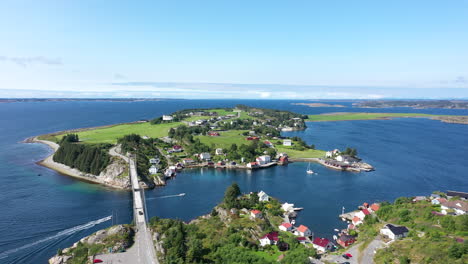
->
[25,137,129,190]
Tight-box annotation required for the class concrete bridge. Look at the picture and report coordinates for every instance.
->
[98,149,158,264]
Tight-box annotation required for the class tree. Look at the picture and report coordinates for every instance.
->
[224,183,241,208]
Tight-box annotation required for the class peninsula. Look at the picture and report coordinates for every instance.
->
[354,100,468,109]
[292,102,345,108]
[29,105,372,189]
[307,112,468,124]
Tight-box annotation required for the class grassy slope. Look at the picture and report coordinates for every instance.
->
[307,112,438,122]
[275,145,326,158]
[195,130,249,149]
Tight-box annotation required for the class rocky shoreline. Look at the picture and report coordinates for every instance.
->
[24,137,131,190]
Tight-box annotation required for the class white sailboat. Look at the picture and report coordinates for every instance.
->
[306,162,314,174]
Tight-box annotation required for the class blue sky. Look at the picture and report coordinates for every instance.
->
[0,0,467,99]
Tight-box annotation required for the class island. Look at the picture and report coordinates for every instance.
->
[354,100,468,109]
[28,105,373,190]
[307,112,468,124]
[292,102,345,108]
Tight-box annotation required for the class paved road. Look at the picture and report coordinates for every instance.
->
[322,237,385,264]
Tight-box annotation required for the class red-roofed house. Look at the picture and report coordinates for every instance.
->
[208,132,220,136]
[363,202,369,208]
[356,209,371,219]
[352,216,363,226]
[370,203,380,212]
[264,141,273,147]
[295,225,311,237]
[247,162,259,169]
[172,145,183,152]
[312,237,334,252]
[250,210,262,219]
[259,232,279,246]
[337,234,356,248]
[296,237,307,244]
[279,222,293,232]
[279,156,289,164]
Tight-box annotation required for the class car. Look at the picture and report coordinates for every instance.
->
[138,211,143,215]
[93,259,103,263]
[342,254,349,259]
[345,253,353,258]
[341,262,350,264]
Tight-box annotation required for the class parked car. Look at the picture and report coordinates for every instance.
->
[342,254,349,259]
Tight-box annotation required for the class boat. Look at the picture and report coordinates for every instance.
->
[306,162,314,174]
[334,229,340,232]
[179,193,186,196]
[291,219,296,225]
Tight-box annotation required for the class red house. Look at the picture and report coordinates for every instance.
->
[208,132,220,136]
[337,234,356,247]
[246,136,260,141]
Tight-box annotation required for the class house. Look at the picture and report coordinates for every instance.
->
[336,155,359,164]
[208,132,220,136]
[246,136,259,141]
[370,203,380,212]
[326,149,340,157]
[215,148,224,155]
[258,191,269,202]
[279,156,289,164]
[250,209,262,219]
[337,234,356,248]
[431,197,447,205]
[295,225,311,237]
[412,196,427,202]
[217,161,225,166]
[246,162,259,169]
[162,115,173,121]
[259,232,279,246]
[380,224,409,240]
[352,216,363,226]
[172,145,183,152]
[447,191,468,200]
[148,165,158,175]
[440,200,468,215]
[283,139,292,146]
[164,168,176,177]
[279,222,293,232]
[195,119,206,125]
[182,158,195,165]
[282,202,295,212]
[356,209,371,220]
[263,141,273,148]
[249,131,256,135]
[296,237,307,244]
[312,237,334,252]
[149,158,159,164]
[199,152,211,161]
[256,155,271,165]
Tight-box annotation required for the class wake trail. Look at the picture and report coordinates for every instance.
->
[0,215,112,260]
[146,193,186,200]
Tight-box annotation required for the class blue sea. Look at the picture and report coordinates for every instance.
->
[0,100,467,263]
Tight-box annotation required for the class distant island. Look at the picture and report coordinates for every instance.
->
[354,100,468,109]
[0,98,180,103]
[292,102,345,108]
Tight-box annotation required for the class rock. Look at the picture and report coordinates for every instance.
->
[108,225,126,236]
[49,255,71,264]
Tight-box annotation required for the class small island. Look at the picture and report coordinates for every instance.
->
[354,100,468,109]
[292,102,345,108]
[28,105,372,189]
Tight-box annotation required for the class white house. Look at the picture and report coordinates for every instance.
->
[162,115,173,121]
[312,238,334,252]
[256,155,271,165]
[356,209,371,220]
[215,148,224,155]
[149,165,158,175]
[326,149,340,158]
[199,152,211,161]
[259,232,279,247]
[380,224,409,240]
[149,158,159,164]
[250,210,262,219]
[258,191,269,202]
[282,202,294,212]
[279,222,293,232]
[182,158,195,165]
[246,162,258,169]
[195,119,206,125]
[440,200,468,215]
[283,139,292,146]
[352,216,363,226]
[295,225,311,237]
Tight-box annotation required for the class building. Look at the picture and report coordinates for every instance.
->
[352,216,363,226]
[312,238,334,252]
[370,203,380,212]
[336,155,359,164]
[263,141,273,148]
[279,222,293,232]
[279,156,289,164]
[162,115,173,121]
[149,158,159,164]
[208,132,220,136]
[182,158,195,165]
[246,162,259,169]
[199,152,211,161]
[172,145,183,152]
[215,148,224,155]
[256,155,271,165]
[282,202,295,212]
[356,208,371,220]
[447,191,468,200]
[326,149,340,158]
[259,232,279,246]
[431,197,447,205]
[283,139,292,146]
[250,209,262,219]
[337,234,356,248]
[380,224,409,240]
[412,196,427,202]
[295,225,311,237]
[440,200,468,215]
[148,165,158,175]
[258,191,269,202]
[296,237,307,244]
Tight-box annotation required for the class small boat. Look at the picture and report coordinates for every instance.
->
[334,229,340,232]
[179,193,186,196]
[306,163,314,174]
[291,219,296,225]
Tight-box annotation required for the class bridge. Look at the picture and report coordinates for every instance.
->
[97,149,158,264]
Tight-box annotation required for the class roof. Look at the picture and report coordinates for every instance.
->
[370,203,380,211]
[385,224,409,235]
[338,234,355,242]
[281,223,292,228]
[352,216,362,222]
[297,225,309,233]
[251,209,261,215]
[249,162,258,165]
[260,232,279,241]
[313,237,331,247]
[447,191,468,199]
[173,145,182,149]
[362,209,371,215]
[297,237,307,241]
[440,200,468,212]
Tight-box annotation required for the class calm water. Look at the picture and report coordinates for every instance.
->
[0,100,467,263]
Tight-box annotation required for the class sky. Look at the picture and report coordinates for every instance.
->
[0,0,467,99]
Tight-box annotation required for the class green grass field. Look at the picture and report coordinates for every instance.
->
[74,122,183,144]
[307,112,438,122]
[275,145,326,158]
[194,130,249,148]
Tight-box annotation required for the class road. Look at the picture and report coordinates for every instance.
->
[322,237,385,264]
[98,147,159,264]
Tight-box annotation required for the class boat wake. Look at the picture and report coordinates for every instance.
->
[0,215,112,260]
[147,193,186,200]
